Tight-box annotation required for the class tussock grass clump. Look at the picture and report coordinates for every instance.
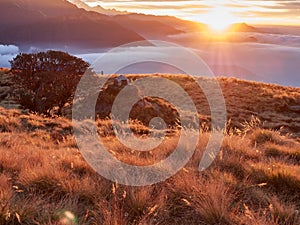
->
[249,163,300,201]
[265,146,282,158]
[264,143,300,163]
[269,197,299,225]
[250,129,284,146]
[191,181,237,225]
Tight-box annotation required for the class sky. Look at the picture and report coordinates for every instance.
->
[82,0,300,26]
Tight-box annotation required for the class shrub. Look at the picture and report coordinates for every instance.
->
[10,50,89,115]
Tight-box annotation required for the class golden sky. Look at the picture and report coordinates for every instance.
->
[82,0,300,26]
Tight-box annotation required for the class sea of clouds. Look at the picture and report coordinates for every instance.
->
[1,29,299,87]
[0,45,19,68]
[77,33,300,87]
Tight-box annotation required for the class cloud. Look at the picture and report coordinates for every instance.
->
[77,37,300,87]
[78,0,300,25]
[77,46,192,74]
[76,28,300,88]
[0,45,19,68]
[0,45,19,56]
[234,32,300,47]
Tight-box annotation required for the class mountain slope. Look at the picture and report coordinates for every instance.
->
[68,0,207,32]
[0,69,299,137]
[0,70,299,224]
[0,0,194,50]
[0,0,146,50]
[227,23,259,33]
[114,13,208,33]
[112,15,185,39]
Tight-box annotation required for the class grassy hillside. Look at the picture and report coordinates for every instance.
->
[0,71,299,224]
[124,74,300,138]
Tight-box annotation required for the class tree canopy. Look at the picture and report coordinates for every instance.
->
[10,50,90,115]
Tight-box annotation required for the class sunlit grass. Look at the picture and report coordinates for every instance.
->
[0,72,299,224]
[0,106,299,224]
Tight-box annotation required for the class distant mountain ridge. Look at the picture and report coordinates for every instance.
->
[0,0,191,51]
[67,0,129,16]
[0,0,148,50]
[0,0,262,51]
[227,23,259,33]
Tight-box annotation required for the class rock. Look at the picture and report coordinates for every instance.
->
[130,97,180,127]
[94,76,181,127]
[114,75,130,87]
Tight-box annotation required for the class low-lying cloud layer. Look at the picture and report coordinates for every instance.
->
[0,30,299,87]
[77,30,300,87]
[0,45,19,68]
[238,32,300,47]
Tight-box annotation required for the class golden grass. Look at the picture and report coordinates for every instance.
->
[125,74,300,138]
[0,72,299,224]
[0,106,299,224]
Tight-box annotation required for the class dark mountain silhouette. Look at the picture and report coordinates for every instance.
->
[0,0,147,50]
[0,0,85,27]
[227,23,259,33]
[0,0,195,51]
[0,0,262,51]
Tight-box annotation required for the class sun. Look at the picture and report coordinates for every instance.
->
[201,7,237,33]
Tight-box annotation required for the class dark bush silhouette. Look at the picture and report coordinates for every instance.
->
[10,50,89,115]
